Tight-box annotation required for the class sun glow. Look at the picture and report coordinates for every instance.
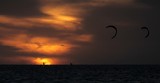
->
[34,58,53,65]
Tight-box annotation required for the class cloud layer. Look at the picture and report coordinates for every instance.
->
[0,0,159,64]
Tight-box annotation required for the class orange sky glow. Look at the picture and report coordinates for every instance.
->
[0,1,96,65]
[0,0,135,64]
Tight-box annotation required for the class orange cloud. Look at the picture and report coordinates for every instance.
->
[0,34,75,55]
[40,5,83,31]
[0,15,34,27]
[0,2,94,57]
[69,34,93,42]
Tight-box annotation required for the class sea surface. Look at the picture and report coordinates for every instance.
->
[0,65,160,83]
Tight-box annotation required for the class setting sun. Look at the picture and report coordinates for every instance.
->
[34,58,53,65]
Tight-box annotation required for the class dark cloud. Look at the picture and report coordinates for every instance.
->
[69,1,160,64]
[0,44,36,57]
[136,0,160,8]
[44,0,93,5]
[0,0,47,17]
[0,45,19,56]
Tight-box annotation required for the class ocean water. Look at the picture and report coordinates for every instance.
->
[0,65,160,83]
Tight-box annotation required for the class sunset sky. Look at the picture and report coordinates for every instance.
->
[0,0,160,65]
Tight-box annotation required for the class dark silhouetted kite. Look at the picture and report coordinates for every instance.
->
[141,27,150,38]
[106,25,117,39]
